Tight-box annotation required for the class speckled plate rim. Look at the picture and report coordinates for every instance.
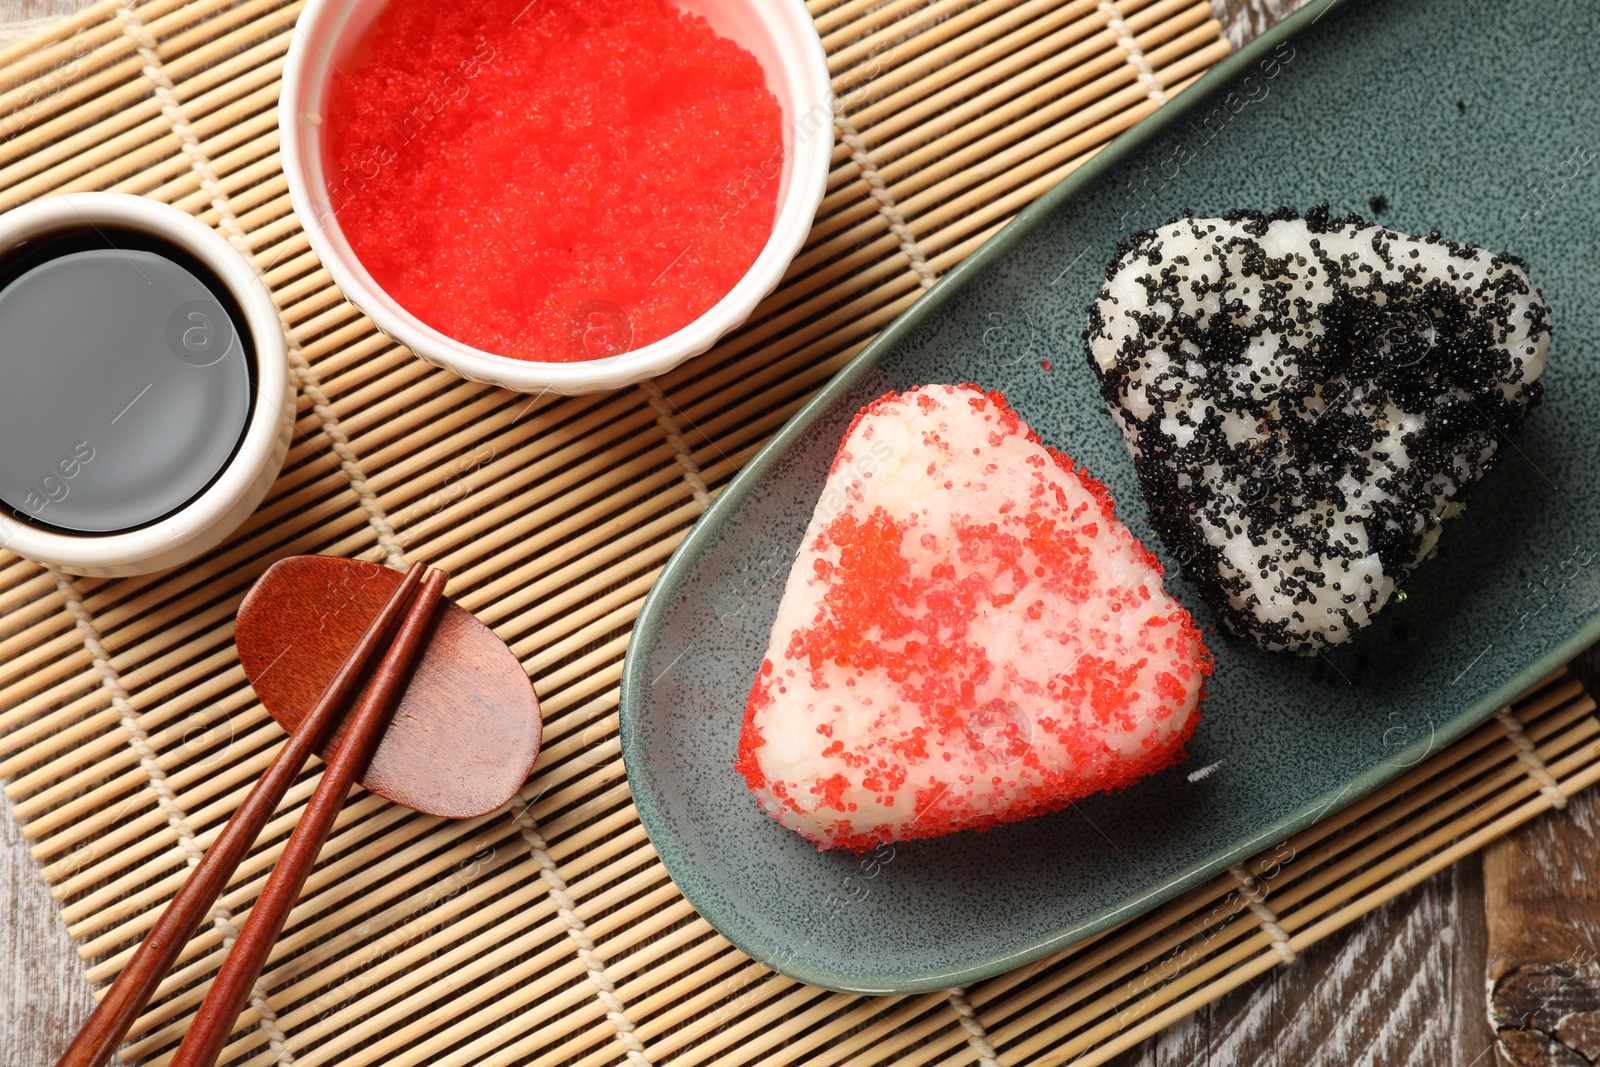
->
[619,0,1600,995]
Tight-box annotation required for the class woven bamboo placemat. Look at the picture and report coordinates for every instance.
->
[1,0,1597,1064]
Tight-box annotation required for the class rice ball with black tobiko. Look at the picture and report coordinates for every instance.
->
[1084,207,1550,652]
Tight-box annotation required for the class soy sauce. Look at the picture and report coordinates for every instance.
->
[0,227,255,534]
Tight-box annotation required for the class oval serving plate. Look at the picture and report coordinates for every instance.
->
[620,0,1600,994]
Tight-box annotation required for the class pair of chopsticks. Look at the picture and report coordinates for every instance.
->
[57,561,448,1067]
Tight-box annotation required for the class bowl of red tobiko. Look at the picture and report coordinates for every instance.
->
[281,0,832,395]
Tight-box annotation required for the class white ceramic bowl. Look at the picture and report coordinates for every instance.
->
[280,0,833,396]
[0,193,292,577]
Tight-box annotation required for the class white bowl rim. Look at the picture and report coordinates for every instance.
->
[279,0,833,395]
[0,192,291,572]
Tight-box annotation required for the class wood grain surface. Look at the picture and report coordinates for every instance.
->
[1108,860,1497,1066]
[1107,649,1600,1067]
[1,800,103,1066]
[1484,764,1600,1067]
[5,1,1598,1066]
[1210,0,1310,47]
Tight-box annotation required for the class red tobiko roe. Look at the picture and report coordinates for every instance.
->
[325,0,783,363]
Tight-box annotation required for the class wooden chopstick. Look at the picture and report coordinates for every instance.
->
[168,566,450,1067]
[52,561,430,1067]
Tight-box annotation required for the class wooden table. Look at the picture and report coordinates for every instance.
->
[5,1,1599,1065]
[1106,648,1600,1067]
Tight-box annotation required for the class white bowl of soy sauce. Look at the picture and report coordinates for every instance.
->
[0,194,292,576]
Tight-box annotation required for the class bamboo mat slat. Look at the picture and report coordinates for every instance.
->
[0,1,1596,1065]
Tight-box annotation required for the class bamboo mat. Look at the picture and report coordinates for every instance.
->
[0,0,1596,1064]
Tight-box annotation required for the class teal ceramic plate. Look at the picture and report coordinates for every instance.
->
[619,0,1600,994]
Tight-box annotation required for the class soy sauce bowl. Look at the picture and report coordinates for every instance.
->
[0,194,292,577]
[280,0,832,396]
